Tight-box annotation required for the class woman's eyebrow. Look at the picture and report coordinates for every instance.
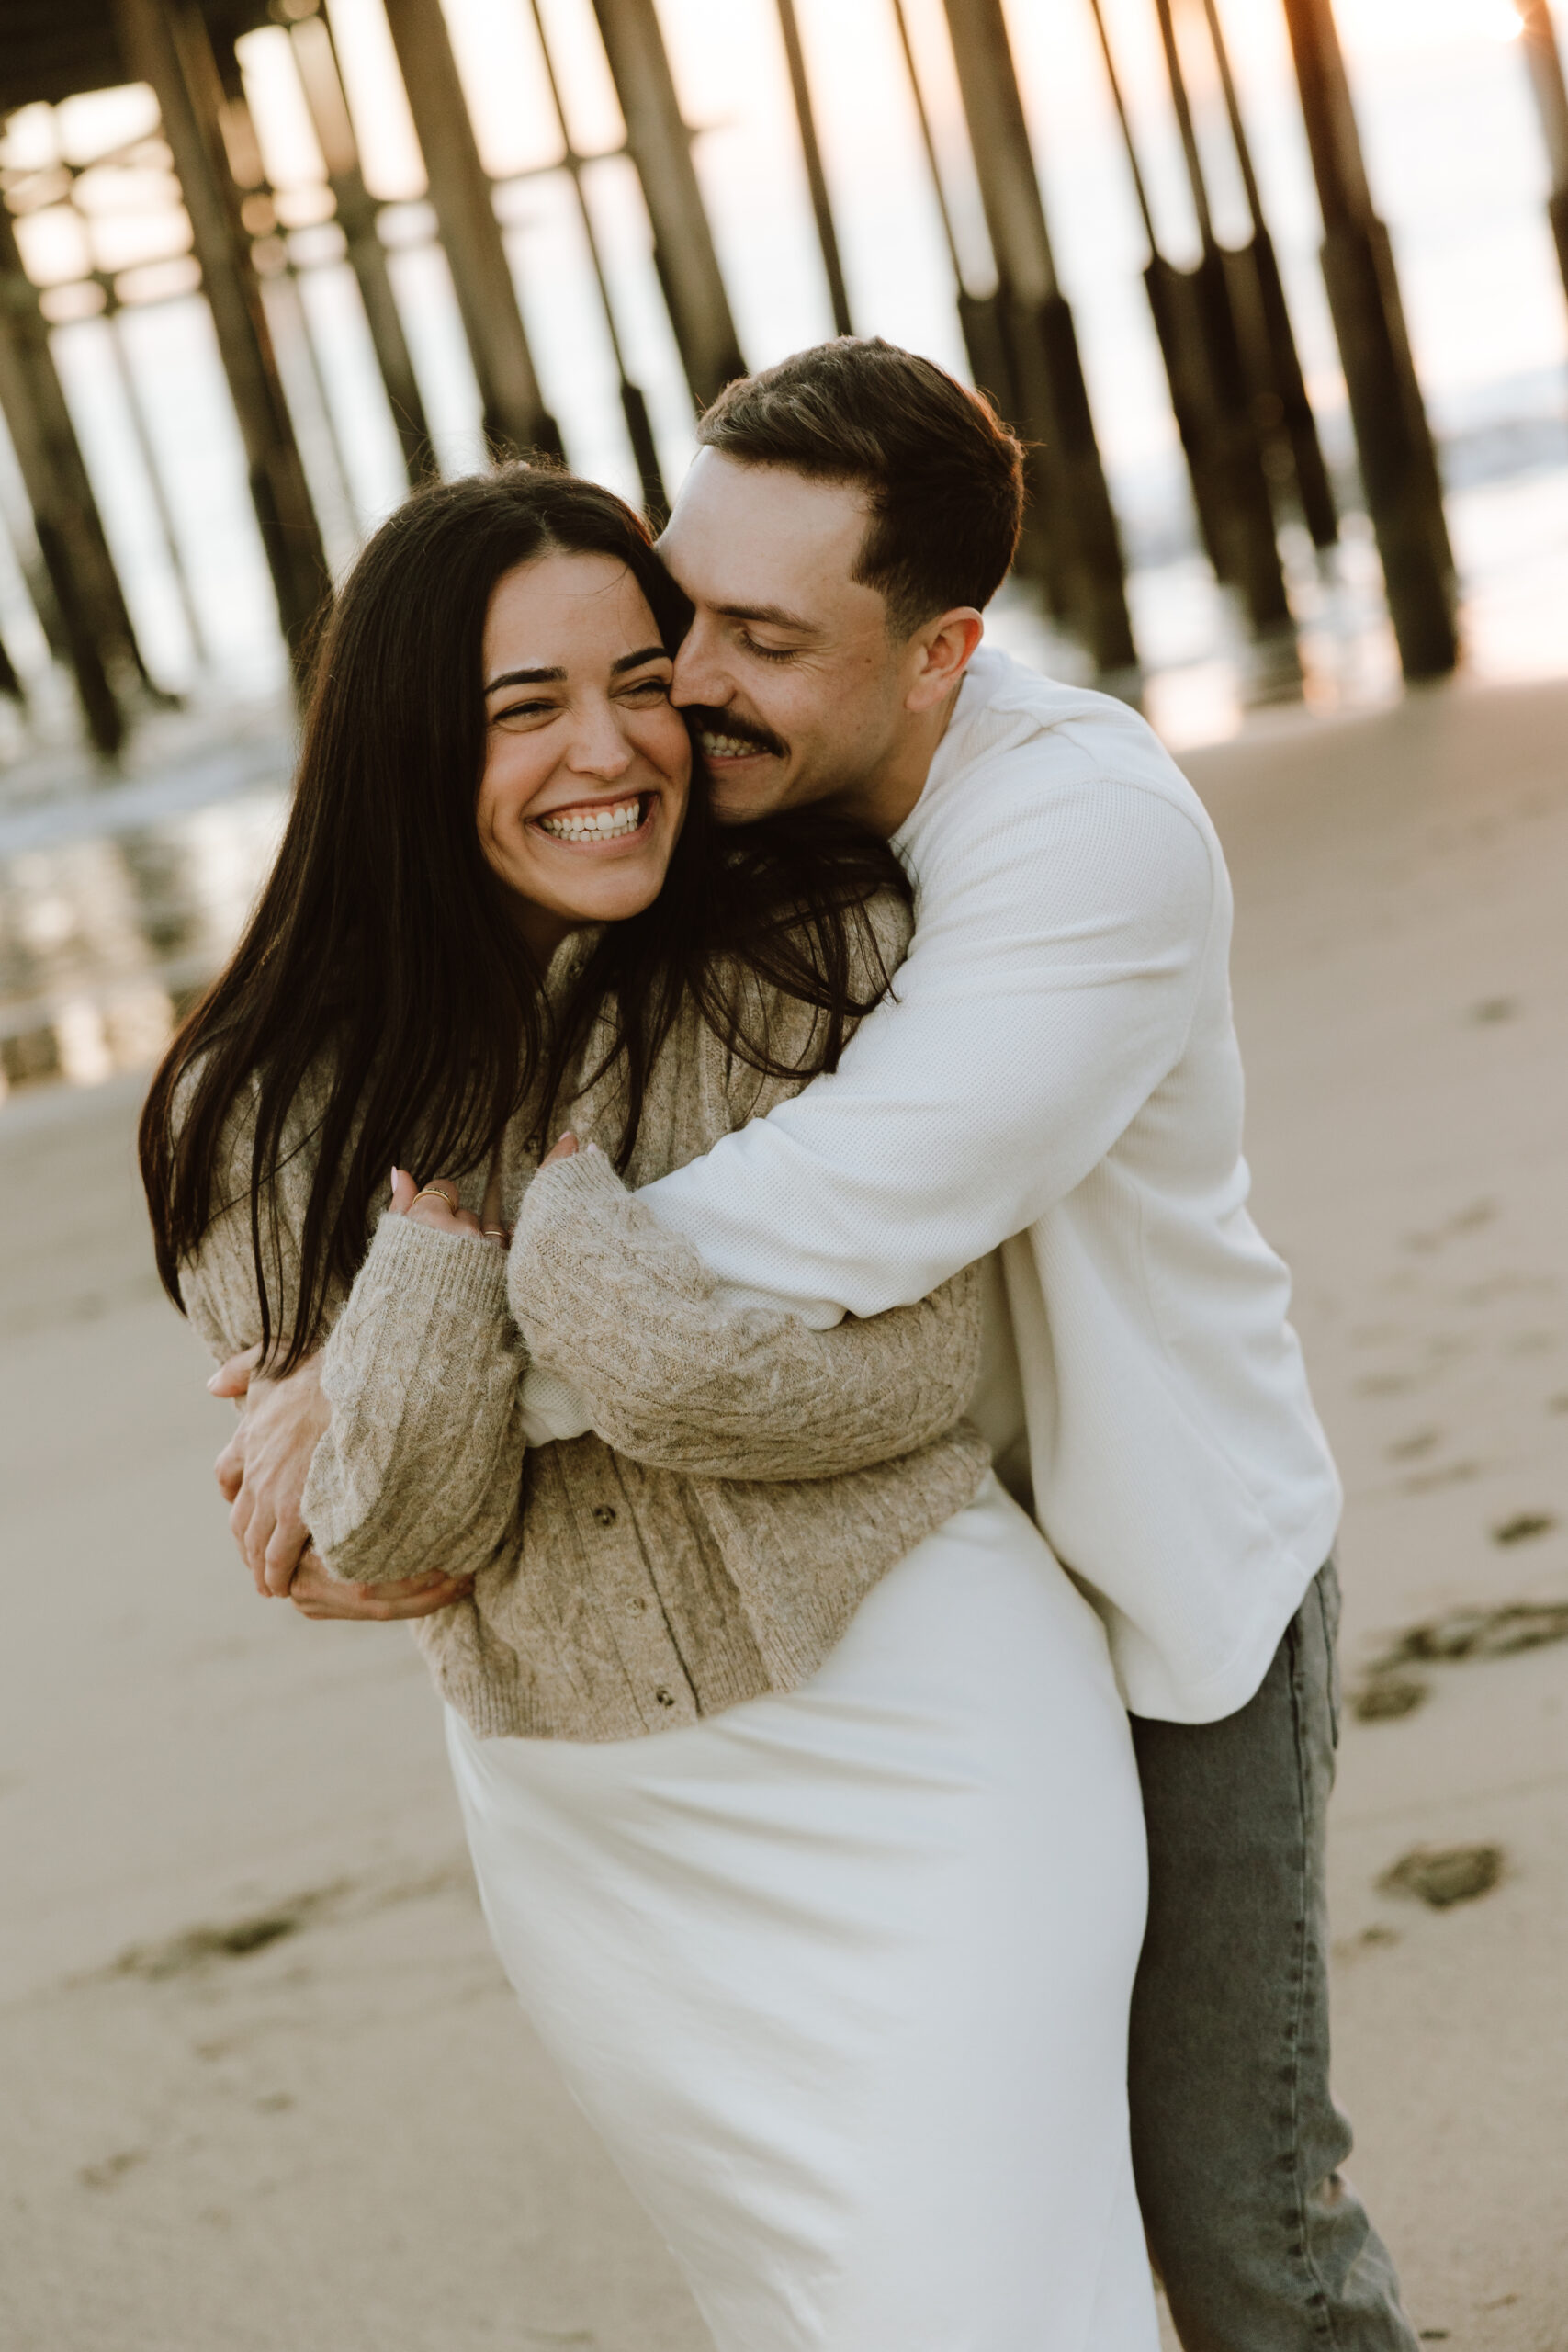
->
[485,647,667,692]
[485,665,565,692]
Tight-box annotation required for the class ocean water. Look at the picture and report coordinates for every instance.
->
[0,0,1565,1103]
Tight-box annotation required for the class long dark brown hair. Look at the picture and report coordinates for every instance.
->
[141,465,908,1373]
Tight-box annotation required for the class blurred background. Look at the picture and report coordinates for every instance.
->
[1,5,1565,2350]
[1,0,1566,1101]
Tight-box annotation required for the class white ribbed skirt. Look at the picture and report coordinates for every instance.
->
[446,1475,1158,2352]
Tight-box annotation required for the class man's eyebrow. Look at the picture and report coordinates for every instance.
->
[610,644,671,673]
[714,601,820,636]
[485,665,565,691]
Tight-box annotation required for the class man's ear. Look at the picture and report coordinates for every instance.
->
[904,608,984,714]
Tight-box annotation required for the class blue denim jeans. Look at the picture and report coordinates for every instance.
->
[1128,1560,1419,2350]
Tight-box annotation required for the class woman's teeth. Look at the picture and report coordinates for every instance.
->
[699,731,769,760]
[537,797,645,842]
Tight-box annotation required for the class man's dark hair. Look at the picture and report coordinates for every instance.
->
[695,337,1025,638]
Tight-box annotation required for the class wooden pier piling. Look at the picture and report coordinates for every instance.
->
[379,0,563,462]
[1150,0,1295,655]
[940,0,1137,684]
[1087,2,1246,595]
[1517,0,1568,310]
[113,0,331,676]
[288,6,433,489]
[773,0,854,338]
[589,0,746,411]
[887,0,1019,429]
[0,204,138,752]
[1280,0,1457,679]
[1198,0,1337,551]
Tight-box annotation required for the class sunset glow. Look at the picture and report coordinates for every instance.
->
[1330,0,1524,51]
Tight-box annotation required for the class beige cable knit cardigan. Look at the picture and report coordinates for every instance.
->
[181,898,990,1742]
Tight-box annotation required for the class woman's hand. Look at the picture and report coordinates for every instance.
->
[288,1545,475,1621]
[389,1166,507,1244]
[389,1142,587,1237]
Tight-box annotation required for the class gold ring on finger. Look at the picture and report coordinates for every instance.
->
[412,1183,459,1212]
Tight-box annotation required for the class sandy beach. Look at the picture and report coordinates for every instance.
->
[1,673,1564,2352]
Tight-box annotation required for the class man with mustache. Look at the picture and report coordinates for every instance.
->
[213,338,1416,2350]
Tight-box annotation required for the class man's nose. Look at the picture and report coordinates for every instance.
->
[671,622,731,709]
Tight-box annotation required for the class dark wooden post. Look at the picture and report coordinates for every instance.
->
[0,205,135,752]
[774,0,854,337]
[942,0,1137,682]
[288,6,433,488]
[1198,0,1337,551]
[589,0,747,410]
[1280,0,1457,679]
[1088,0,1232,581]
[887,0,1018,424]
[210,62,360,554]
[1150,0,1294,651]
[113,0,331,676]
[525,0,667,520]
[1517,0,1568,307]
[378,0,562,459]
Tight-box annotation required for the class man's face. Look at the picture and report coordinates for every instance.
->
[657,451,917,826]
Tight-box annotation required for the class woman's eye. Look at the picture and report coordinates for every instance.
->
[621,675,671,701]
[491,698,555,726]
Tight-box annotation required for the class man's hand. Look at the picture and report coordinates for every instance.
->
[212,1352,330,1597]
[288,1547,474,1621]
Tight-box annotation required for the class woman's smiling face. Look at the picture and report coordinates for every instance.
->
[477,550,692,960]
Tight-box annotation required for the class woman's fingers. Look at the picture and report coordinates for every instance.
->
[405,1198,487,1238]
[208,1342,262,1398]
[228,1481,270,1598]
[262,1507,312,1596]
[479,1151,510,1247]
[214,1422,246,1506]
[288,1549,475,1621]
[393,1171,500,1244]
[236,1489,279,1591]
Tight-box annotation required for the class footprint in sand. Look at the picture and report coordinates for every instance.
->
[1378,1845,1505,1908]
[1350,1597,1568,1722]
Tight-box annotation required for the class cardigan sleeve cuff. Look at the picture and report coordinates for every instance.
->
[362,1209,512,1321]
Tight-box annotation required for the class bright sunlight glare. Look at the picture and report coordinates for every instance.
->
[1331,0,1524,52]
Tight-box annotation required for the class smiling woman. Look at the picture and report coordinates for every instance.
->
[134,424,1168,2351]
[139,461,908,1378]
[476,551,691,963]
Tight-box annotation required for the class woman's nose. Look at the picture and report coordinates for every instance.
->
[565,701,634,778]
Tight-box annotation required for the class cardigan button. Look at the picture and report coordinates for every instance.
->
[654,1687,676,1708]
[625,1596,647,1615]
[592,1505,617,1527]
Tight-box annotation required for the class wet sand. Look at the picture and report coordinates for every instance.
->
[2,674,1564,2351]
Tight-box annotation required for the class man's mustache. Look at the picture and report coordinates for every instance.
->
[686,707,788,760]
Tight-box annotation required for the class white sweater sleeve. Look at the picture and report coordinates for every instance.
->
[635,772,1219,1322]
